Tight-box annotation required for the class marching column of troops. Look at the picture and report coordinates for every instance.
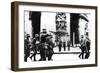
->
[24,29,54,62]
[24,29,91,62]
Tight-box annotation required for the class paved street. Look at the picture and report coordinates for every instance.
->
[28,47,82,61]
[50,46,81,61]
[53,46,81,54]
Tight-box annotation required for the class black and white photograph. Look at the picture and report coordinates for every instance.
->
[24,11,92,62]
[11,2,97,71]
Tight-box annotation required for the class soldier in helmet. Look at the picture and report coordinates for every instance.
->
[39,29,48,61]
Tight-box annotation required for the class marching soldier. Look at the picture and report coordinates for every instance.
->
[46,35,54,60]
[85,34,91,59]
[30,34,40,61]
[24,34,30,62]
[79,35,86,59]
[39,29,48,61]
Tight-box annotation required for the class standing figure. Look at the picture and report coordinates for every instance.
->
[79,35,86,59]
[63,41,66,51]
[58,40,62,52]
[24,34,30,62]
[67,35,71,51]
[67,40,71,51]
